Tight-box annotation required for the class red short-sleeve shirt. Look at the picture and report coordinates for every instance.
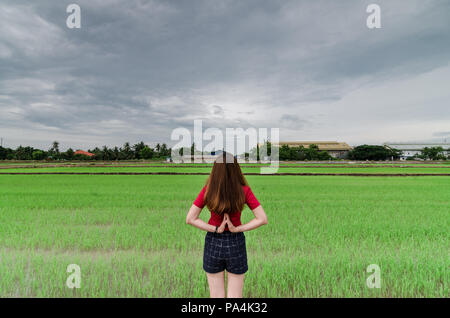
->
[193,185,260,228]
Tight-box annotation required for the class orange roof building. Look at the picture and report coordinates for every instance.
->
[74,150,95,157]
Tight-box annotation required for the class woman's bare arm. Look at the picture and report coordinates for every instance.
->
[226,205,268,233]
[186,204,226,232]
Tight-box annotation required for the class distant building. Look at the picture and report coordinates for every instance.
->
[272,141,352,159]
[180,150,244,163]
[74,150,95,157]
[182,154,219,163]
[383,142,450,160]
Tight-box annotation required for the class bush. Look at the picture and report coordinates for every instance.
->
[32,150,46,160]
[348,145,400,161]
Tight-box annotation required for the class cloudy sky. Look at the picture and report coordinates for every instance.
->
[1,0,449,151]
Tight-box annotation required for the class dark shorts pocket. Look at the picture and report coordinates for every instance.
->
[225,233,248,274]
[203,233,226,273]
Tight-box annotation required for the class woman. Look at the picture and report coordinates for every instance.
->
[186,152,268,298]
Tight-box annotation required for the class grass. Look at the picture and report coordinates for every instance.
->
[0,165,448,297]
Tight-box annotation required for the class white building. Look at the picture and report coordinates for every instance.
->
[383,142,450,160]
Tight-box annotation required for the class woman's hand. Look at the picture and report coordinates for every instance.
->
[224,213,240,233]
[217,215,227,233]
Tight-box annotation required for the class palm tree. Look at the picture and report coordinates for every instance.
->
[122,142,132,160]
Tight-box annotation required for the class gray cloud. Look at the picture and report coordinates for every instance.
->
[0,0,449,150]
[433,131,450,137]
[279,114,308,130]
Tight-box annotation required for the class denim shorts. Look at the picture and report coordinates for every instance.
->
[203,231,248,275]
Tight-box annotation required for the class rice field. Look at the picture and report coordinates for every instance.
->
[1,162,450,175]
[0,162,448,297]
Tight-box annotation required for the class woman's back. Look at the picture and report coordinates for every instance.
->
[193,185,260,229]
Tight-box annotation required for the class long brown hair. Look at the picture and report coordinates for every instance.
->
[204,152,248,215]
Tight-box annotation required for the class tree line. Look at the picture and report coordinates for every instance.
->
[0,141,171,161]
[265,142,399,161]
[263,142,449,161]
[0,141,448,161]
[415,146,449,160]
[347,145,450,160]
[277,144,333,161]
